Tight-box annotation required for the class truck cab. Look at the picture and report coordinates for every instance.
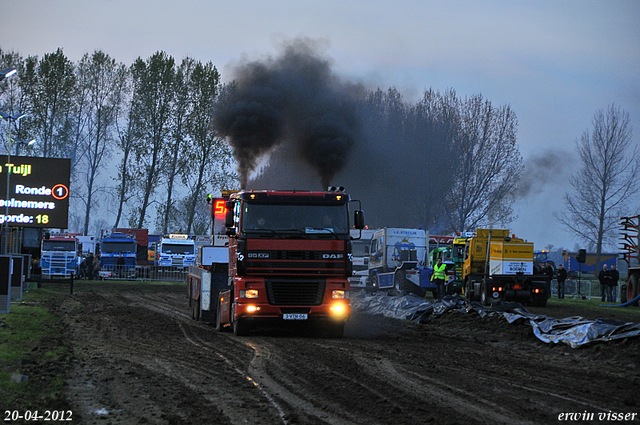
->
[217,189,364,337]
[156,234,196,268]
[349,228,376,289]
[99,232,137,279]
[40,235,78,278]
[367,228,434,297]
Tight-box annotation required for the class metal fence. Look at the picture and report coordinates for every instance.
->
[83,265,189,282]
[550,278,619,301]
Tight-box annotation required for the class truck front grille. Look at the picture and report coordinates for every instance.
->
[246,250,345,276]
[265,279,325,306]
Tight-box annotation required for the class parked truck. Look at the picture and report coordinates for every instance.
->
[115,228,149,266]
[155,234,196,268]
[367,228,437,297]
[449,232,476,295]
[349,228,376,289]
[99,231,137,278]
[210,188,365,337]
[40,235,78,278]
[619,215,640,305]
[463,228,548,307]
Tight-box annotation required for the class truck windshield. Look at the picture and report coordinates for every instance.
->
[242,203,348,235]
[102,242,136,253]
[161,244,194,254]
[42,240,76,251]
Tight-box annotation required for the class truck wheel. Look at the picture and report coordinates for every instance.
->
[214,298,223,332]
[193,299,200,321]
[620,283,628,304]
[480,281,489,306]
[326,322,345,339]
[232,304,250,336]
[535,297,548,307]
[233,318,250,336]
[368,274,379,294]
[465,279,473,302]
[392,271,406,296]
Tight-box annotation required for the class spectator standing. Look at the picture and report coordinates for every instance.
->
[556,264,567,299]
[116,255,125,278]
[79,256,87,279]
[431,257,447,301]
[598,264,609,302]
[609,264,619,302]
[93,255,100,280]
[86,252,94,281]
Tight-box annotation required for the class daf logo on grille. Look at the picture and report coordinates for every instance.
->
[322,253,343,259]
[248,252,270,258]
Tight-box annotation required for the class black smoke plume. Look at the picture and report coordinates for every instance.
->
[213,39,363,189]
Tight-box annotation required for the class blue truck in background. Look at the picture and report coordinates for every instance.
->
[99,232,137,278]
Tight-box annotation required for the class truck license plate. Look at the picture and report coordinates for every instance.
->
[283,314,308,320]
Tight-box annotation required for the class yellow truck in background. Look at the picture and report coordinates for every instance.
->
[463,228,549,307]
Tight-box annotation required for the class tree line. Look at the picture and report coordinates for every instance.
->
[1,48,237,236]
[2,47,636,256]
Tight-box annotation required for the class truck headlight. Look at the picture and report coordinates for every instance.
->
[240,289,259,298]
[332,290,349,299]
[330,303,347,315]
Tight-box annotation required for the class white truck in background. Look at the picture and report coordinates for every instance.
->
[367,228,433,297]
[156,234,196,268]
[40,235,78,278]
[349,228,376,289]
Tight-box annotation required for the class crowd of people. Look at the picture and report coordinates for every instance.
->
[598,264,620,303]
[537,260,620,302]
[78,251,100,280]
[77,252,130,280]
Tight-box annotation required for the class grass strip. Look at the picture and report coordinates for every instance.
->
[0,289,72,412]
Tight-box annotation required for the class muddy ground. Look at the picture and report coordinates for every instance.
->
[35,283,640,424]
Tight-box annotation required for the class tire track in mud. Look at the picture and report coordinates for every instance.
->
[122,291,356,424]
[360,357,534,425]
[114,291,289,424]
[65,291,282,425]
[62,287,639,425]
[144,292,525,425]
[137,292,409,424]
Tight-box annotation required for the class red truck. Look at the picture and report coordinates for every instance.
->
[209,189,365,337]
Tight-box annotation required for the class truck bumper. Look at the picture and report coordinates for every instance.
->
[234,302,351,323]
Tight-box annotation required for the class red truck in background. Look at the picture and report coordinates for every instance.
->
[209,188,365,337]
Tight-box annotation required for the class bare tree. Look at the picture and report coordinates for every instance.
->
[74,51,128,234]
[181,62,237,234]
[555,104,639,266]
[159,57,194,234]
[129,51,176,230]
[443,94,522,233]
[112,72,137,229]
[21,48,76,158]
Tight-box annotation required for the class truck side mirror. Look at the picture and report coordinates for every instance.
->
[225,202,235,228]
[354,210,365,230]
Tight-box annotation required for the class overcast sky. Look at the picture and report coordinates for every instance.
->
[1,0,639,250]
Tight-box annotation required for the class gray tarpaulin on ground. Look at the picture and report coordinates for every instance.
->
[351,292,640,348]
